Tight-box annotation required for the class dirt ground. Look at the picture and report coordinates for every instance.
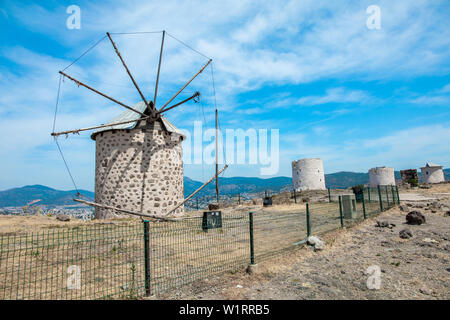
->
[157,183,450,300]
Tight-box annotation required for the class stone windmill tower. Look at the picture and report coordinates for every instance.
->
[51,31,212,219]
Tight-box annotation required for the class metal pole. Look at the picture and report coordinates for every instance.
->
[391,185,397,205]
[378,185,383,212]
[306,202,311,237]
[154,30,165,109]
[294,189,297,204]
[396,186,400,204]
[196,197,199,210]
[238,193,241,205]
[368,187,371,202]
[249,211,255,265]
[143,220,150,296]
[328,188,331,202]
[338,196,344,228]
[385,186,390,207]
[362,190,367,219]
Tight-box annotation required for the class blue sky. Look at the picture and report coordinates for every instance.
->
[0,0,449,191]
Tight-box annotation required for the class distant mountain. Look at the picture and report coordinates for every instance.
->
[0,185,94,208]
[1,169,448,207]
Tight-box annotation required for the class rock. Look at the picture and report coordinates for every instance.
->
[422,238,439,244]
[399,228,413,239]
[246,264,258,275]
[419,287,433,295]
[413,203,425,208]
[445,211,450,217]
[208,203,220,210]
[406,211,426,225]
[399,205,409,212]
[236,284,243,288]
[307,236,324,251]
[56,214,70,222]
[376,220,395,229]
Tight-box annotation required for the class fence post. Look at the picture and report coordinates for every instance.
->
[196,198,199,210]
[238,193,241,205]
[143,220,151,296]
[328,188,331,202]
[391,185,395,205]
[384,186,389,207]
[377,185,383,212]
[362,190,367,219]
[293,189,297,204]
[368,187,371,202]
[249,211,255,265]
[338,196,344,228]
[306,202,311,237]
[396,186,400,204]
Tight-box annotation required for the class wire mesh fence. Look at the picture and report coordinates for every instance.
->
[0,186,399,300]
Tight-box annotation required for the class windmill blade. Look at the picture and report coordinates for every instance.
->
[157,91,200,115]
[106,32,149,107]
[158,59,212,113]
[59,71,146,117]
[153,30,165,111]
[51,116,151,137]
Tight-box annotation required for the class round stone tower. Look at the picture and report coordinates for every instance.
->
[420,162,445,184]
[91,102,185,219]
[369,166,395,187]
[292,158,326,191]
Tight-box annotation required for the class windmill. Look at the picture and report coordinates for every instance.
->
[51,31,227,220]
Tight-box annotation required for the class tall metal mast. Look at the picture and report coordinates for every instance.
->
[215,108,219,203]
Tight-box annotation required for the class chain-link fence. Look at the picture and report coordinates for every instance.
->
[0,185,399,300]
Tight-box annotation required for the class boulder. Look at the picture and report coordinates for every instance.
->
[406,211,426,225]
[56,214,70,222]
[208,203,220,210]
[399,228,413,239]
[307,236,324,251]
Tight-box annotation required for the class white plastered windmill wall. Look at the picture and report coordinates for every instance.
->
[420,162,445,184]
[91,102,185,219]
[369,166,396,187]
[292,158,326,191]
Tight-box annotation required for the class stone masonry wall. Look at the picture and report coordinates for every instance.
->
[94,120,184,219]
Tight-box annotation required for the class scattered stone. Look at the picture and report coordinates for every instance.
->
[56,214,70,222]
[120,284,128,291]
[445,211,450,217]
[413,203,425,208]
[419,287,433,295]
[246,264,258,275]
[208,203,220,210]
[422,238,439,244]
[406,211,426,225]
[236,284,243,289]
[399,229,413,239]
[375,220,395,229]
[399,205,409,212]
[307,236,324,251]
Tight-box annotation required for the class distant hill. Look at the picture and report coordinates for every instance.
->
[0,185,94,207]
[1,169,448,207]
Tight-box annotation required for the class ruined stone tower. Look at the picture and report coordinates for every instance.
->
[369,166,395,187]
[292,158,326,191]
[420,162,445,184]
[91,101,185,219]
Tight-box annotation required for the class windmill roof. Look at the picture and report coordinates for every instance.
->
[422,162,442,168]
[90,101,185,140]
